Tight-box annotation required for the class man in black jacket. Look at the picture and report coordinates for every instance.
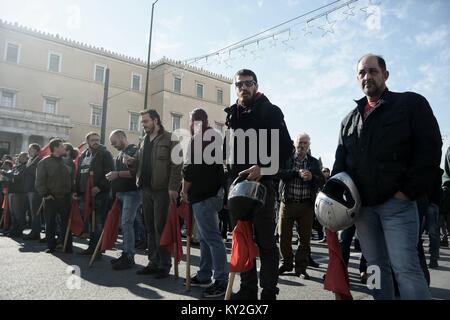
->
[35,139,74,253]
[76,132,114,255]
[7,152,28,237]
[225,69,293,300]
[332,54,442,300]
[23,143,43,240]
[278,133,324,279]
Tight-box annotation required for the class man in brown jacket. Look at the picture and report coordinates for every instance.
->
[127,109,182,279]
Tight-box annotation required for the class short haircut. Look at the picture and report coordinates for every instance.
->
[85,132,100,141]
[110,129,127,140]
[357,54,387,71]
[140,109,161,126]
[49,138,63,152]
[235,69,258,83]
[296,133,311,143]
[322,167,330,172]
[28,143,41,152]
[63,142,78,160]
[2,160,13,169]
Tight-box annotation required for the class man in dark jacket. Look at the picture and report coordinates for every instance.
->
[181,108,228,298]
[35,139,74,253]
[278,133,325,279]
[225,69,293,300]
[75,132,114,254]
[332,54,442,300]
[23,143,43,240]
[7,152,28,237]
[442,146,450,247]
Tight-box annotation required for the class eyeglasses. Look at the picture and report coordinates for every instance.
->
[235,80,256,88]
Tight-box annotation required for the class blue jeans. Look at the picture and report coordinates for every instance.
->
[422,204,440,261]
[355,196,431,300]
[192,189,229,283]
[117,191,141,258]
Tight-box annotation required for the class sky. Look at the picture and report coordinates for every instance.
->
[1,0,449,168]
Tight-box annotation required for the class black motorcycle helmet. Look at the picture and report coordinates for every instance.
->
[228,175,267,221]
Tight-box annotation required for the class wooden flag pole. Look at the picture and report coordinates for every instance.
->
[225,272,236,300]
[63,214,72,252]
[173,242,179,279]
[89,229,104,268]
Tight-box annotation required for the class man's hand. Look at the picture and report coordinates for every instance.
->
[181,190,189,204]
[123,154,136,167]
[239,165,262,181]
[105,171,119,182]
[300,169,313,182]
[169,190,178,204]
[394,191,410,201]
[91,186,101,197]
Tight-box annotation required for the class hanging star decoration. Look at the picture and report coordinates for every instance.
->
[318,14,337,37]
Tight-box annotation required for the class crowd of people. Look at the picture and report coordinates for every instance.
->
[1,54,450,300]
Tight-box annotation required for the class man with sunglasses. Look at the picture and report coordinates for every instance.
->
[224,69,293,300]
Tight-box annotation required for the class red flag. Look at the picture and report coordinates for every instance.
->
[160,203,183,263]
[69,199,84,236]
[1,187,10,229]
[39,143,51,158]
[230,221,259,273]
[83,175,94,221]
[324,229,353,300]
[101,198,121,251]
[177,201,192,238]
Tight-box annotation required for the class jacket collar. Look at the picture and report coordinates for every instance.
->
[354,88,392,114]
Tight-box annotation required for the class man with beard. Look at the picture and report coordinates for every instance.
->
[225,69,293,300]
[127,109,182,279]
[76,132,114,255]
[278,133,324,279]
[332,54,442,299]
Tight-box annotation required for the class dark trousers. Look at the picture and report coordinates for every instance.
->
[279,199,314,270]
[43,195,72,251]
[27,192,43,236]
[11,193,27,234]
[341,225,367,273]
[232,181,279,294]
[141,188,171,273]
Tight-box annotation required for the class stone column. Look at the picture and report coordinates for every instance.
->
[21,134,30,152]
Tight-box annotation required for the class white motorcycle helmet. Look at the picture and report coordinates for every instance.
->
[314,172,361,232]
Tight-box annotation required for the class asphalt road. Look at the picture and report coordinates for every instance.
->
[0,232,449,300]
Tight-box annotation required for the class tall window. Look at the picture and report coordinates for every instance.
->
[174,77,181,93]
[132,74,141,91]
[48,52,61,72]
[94,64,106,82]
[91,106,102,127]
[129,113,140,132]
[196,83,204,99]
[5,42,19,63]
[0,90,16,107]
[43,98,57,114]
[217,89,224,104]
[172,114,181,131]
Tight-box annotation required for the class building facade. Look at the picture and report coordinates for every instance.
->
[0,20,232,157]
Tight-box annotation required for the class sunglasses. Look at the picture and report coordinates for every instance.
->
[235,80,257,88]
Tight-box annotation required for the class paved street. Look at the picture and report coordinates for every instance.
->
[0,232,449,300]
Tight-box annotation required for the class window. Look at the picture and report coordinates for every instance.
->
[132,73,141,91]
[174,77,181,93]
[196,83,204,99]
[43,98,57,114]
[94,64,106,82]
[129,113,140,132]
[48,52,61,72]
[91,105,102,127]
[5,42,20,63]
[0,90,16,107]
[172,114,181,131]
[217,89,224,104]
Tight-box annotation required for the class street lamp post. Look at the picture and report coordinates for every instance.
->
[144,0,159,110]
